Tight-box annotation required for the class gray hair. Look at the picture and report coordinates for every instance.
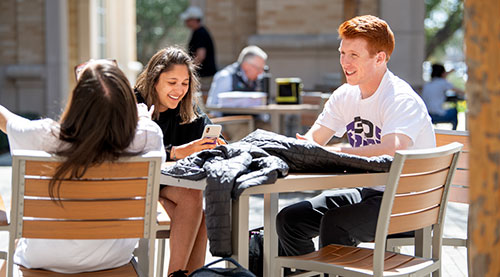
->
[237,45,268,64]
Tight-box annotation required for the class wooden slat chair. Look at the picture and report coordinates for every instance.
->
[210,115,255,142]
[0,194,9,265]
[275,142,463,276]
[386,129,469,262]
[2,150,169,277]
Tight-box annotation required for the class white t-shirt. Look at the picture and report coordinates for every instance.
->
[316,70,435,191]
[7,116,165,273]
[317,70,435,150]
[421,77,454,116]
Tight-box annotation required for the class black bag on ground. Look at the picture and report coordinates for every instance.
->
[249,228,263,277]
[189,257,256,277]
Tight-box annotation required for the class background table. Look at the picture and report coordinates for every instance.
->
[205,104,321,134]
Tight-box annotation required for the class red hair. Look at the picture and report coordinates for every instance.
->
[338,15,395,61]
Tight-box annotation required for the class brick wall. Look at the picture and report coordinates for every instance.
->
[16,0,45,64]
[257,0,343,35]
[0,0,45,65]
[204,0,350,91]
[201,0,429,92]
[0,0,46,115]
[205,0,257,67]
[68,0,79,90]
[0,0,18,64]
[359,0,379,16]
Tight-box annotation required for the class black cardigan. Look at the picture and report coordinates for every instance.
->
[136,91,213,160]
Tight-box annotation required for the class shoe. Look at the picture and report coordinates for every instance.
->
[168,269,189,277]
[283,268,310,276]
[283,268,324,277]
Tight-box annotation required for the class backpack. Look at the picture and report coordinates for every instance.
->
[189,257,256,277]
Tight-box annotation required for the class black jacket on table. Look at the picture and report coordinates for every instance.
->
[135,91,213,160]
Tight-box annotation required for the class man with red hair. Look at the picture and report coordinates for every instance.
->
[276,15,435,258]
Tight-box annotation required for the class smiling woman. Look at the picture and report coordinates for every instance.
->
[154,64,190,111]
[134,46,225,275]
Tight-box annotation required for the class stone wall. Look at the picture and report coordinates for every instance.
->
[203,0,424,93]
[257,0,343,35]
[0,0,138,117]
[381,0,425,88]
[0,0,46,115]
[204,0,257,67]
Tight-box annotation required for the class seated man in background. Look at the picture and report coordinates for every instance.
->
[206,45,268,108]
[421,63,465,130]
[206,45,269,140]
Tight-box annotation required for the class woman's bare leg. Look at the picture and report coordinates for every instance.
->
[185,213,207,273]
[0,260,5,277]
[160,186,205,275]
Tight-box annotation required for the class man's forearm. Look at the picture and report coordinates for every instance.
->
[195,47,207,64]
[333,133,412,157]
[339,143,396,157]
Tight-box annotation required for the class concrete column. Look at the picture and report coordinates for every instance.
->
[45,0,69,118]
[380,0,425,89]
[106,0,140,85]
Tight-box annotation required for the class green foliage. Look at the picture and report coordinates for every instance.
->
[424,0,464,60]
[136,0,190,65]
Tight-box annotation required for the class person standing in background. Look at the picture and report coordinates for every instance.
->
[181,6,217,92]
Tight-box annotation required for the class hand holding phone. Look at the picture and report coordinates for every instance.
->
[202,124,222,144]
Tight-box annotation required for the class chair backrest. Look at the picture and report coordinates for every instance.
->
[373,142,463,274]
[435,129,469,203]
[10,149,162,240]
[301,92,323,127]
[210,115,255,142]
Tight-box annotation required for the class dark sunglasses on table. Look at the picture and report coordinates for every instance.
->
[74,59,118,80]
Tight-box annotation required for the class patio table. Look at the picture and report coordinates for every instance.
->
[161,166,431,277]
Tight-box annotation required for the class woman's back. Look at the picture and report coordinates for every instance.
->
[2,60,165,273]
[7,116,163,273]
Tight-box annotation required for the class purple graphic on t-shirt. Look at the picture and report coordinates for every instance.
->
[346,116,381,147]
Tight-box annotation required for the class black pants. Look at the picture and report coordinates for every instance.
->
[430,108,458,130]
[276,188,383,256]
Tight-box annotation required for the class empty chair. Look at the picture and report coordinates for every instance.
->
[275,142,463,276]
[386,129,470,268]
[210,115,255,142]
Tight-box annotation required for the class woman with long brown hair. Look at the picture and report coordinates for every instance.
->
[135,46,224,275]
[0,60,165,273]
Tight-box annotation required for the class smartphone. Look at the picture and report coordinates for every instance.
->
[201,124,222,144]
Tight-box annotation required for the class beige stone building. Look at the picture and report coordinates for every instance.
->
[0,0,424,118]
[0,0,138,118]
[196,0,425,94]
